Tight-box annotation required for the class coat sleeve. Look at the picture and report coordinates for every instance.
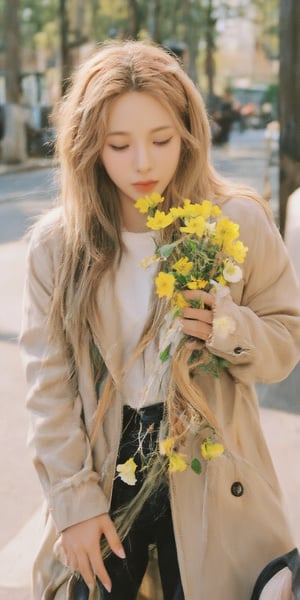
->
[206,199,300,384]
[19,222,110,533]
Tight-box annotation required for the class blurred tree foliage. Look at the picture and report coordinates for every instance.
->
[251,0,279,60]
[0,0,279,90]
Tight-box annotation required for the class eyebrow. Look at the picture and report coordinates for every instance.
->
[106,125,174,137]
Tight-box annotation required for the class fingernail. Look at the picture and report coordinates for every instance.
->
[116,546,126,559]
[103,582,112,593]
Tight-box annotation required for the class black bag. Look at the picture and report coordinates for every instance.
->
[251,548,300,600]
[66,574,100,600]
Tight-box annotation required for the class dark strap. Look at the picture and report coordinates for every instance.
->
[66,573,89,600]
[251,548,300,600]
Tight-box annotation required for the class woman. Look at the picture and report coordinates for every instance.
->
[20,40,300,599]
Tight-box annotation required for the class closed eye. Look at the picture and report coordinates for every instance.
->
[109,144,129,151]
[154,137,173,146]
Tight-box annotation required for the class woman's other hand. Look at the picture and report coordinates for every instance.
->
[59,513,125,593]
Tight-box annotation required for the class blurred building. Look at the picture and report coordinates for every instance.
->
[215,9,278,92]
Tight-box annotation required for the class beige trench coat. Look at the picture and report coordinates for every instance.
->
[20,197,300,600]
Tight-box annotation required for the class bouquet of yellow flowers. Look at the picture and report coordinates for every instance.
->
[135,192,248,377]
[115,193,248,483]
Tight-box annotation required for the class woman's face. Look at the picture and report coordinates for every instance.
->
[101,91,181,231]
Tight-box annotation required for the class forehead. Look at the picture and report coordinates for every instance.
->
[106,91,176,132]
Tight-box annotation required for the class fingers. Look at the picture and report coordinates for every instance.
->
[59,514,125,594]
[76,549,98,590]
[101,514,126,560]
[89,550,111,593]
[180,289,215,341]
[90,514,126,590]
[183,289,216,309]
[85,516,125,593]
[180,316,212,341]
[182,306,213,324]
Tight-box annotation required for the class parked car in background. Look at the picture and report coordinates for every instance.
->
[232,84,276,129]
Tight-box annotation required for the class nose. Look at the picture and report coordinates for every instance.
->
[135,143,152,173]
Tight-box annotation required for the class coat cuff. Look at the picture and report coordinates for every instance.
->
[206,288,255,364]
[48,472,110,532]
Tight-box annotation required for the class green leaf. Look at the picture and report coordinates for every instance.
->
[157,243,176,258]
[191,458,202,474]
[160,343,171,362]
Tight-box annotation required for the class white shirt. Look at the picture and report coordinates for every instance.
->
[113,230,164,408]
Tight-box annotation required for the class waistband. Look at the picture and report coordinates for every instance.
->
[123,402,164,426]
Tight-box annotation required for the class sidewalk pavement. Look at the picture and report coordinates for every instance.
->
[0,129,299,600]
[0,156,58,176]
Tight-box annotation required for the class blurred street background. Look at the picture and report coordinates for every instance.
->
[1,1,300,599]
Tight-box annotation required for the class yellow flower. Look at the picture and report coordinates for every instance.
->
[211,205,222,217]
[171,291,189,310]
[155,271,176,298]
[201,438,224,460]
[116,457,137,486]
[225,240,248,264]
[199,200,213,218]
[187,278,208,290]
[147,210,174,230]
[173,256,194,276]
[168,453,188,473]
[182,199,217,219]
[180,215,206,237]
[170,206,186,219]
[160,437,188,472]
[135,193,164,213]
[214,217,240,246]
[223,259,243,283]
[181,199,206,218]
[160,437,175,456]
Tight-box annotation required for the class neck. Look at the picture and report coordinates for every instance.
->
[121,207,148,233]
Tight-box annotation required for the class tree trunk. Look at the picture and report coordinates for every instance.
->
[60,0,72,96]
[4,0,20,103]
[127,0,140,39]
[1,0,28,164]
[279,0,300,235]
[152,0,161,43]
[205,0,216,112]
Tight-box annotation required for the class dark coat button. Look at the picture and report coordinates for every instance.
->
[231,481,244,497]
[233,346,243,354]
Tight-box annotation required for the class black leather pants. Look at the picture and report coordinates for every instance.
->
[71,404,184,600]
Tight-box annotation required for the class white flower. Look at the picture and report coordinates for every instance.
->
[116,458,137,486]
[213,316,236,340]
[210,279,230,298]
[205,221,216,234]
[223,259,243,283]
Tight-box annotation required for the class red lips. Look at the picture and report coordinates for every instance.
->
[132,180,158,193]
